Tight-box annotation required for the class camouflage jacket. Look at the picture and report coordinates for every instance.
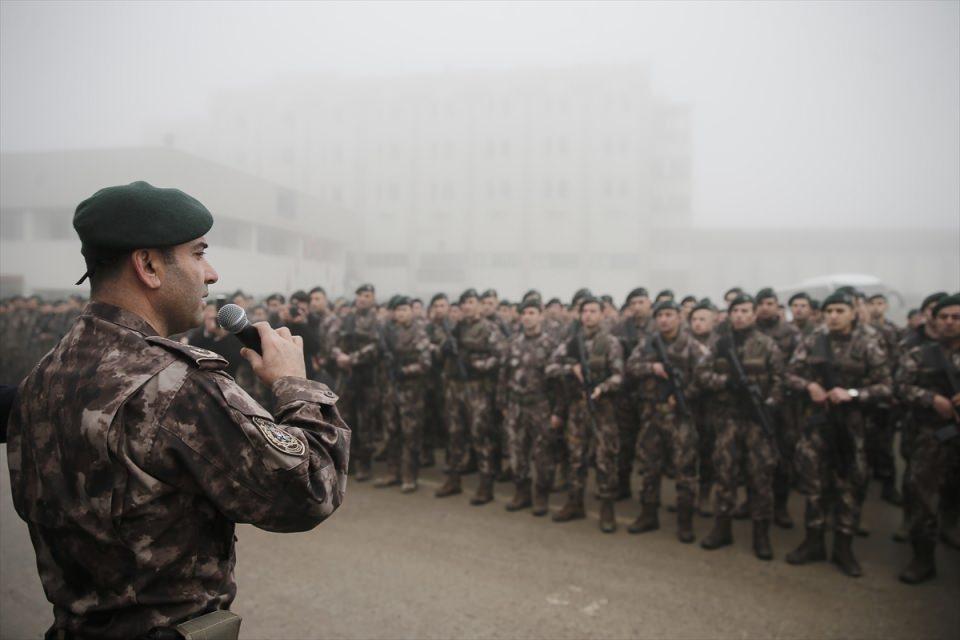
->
[331,308,380,381]
[790,318,819,339]
[786,325,893,404]
[6,302,350,639]
[757,316,800,360]
[695,326,785,412]
[451,317,507,380]
[382,320,432,384]
[497,328,558,408]
[546,326,624,397]
[626,329,708,405]
[895,339,960,425]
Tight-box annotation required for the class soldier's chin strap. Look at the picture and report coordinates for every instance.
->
[75,272,91,286]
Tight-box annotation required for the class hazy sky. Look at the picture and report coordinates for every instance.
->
[1,0,958,228]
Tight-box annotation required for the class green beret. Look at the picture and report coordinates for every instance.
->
[822,291,855,309]
[355,283,375,294]
[933,294,960,317]
[73,181,213,284]
[653,299,681,315]
[692,298,717,313]
[626,287,649,301]
[429,292,448,306]
[480,288,498,300]
[517,298,542,314]
[578,295,601,311]
[655,289,674,301]
[922,291,947,311]
[755,287,777,302]
[459,288,479,304]
[681,295,697,305]
[788,292,810,305]
[728,293,755,312]
[389,295,411,310]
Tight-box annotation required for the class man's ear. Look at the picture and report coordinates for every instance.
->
[130,249,164,290]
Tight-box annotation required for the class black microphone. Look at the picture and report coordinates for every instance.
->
[217,304,263,354]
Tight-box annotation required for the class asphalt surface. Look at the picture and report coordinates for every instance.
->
[2,450,958,640]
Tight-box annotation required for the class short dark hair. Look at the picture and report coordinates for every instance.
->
[89,247,176,296]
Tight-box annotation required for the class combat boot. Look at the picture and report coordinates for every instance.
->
[599,500,617,533]
[881,477,902,506]
[420,447,436,469]
[733,496,750,520]
[470,474,495,506]
[773,500,794,530]
[752,519,773,561]
[831,532,862,577]
[627,503,660,534]
[552,494,586,522]
[786,528,826,565]
[434,473,462,498]
[899,540,937,585]
[696,485,713,518]
[373,475,401,488]
[532,484,550,517]
[400,481,418,494]
[700,517,733,550]
[506,479,532,512]
[676,503,695,544]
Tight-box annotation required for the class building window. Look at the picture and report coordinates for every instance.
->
[0,208,26,240]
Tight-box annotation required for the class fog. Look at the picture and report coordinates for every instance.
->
[1,1,958,304]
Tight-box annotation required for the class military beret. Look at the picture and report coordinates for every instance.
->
[601,294,614,305]
[266,293,286,304]
[728,293,755,312]
[459,288,480,304]
[546,297,562,307]
[578,295,602,311]
[681,295,697,305]
[810,299,821,311]
[653,299,681,315]
[933,294,960,317]
[429,292,448,306]
[692,298,717,313]
[355,283,375,294]
[922,291,948,311]
[755,287,777,302]
[788,292,811,305]
[867,293,887,302]
[655,289,674,301]
[73,181,214,284]
[822,291,855,309]
[572,288,593,304]
[498,300,511,308]
[906,308,920,319]
[290,290,309,304]
[517,298,542,314]
[480,288,498,299]
[835,285,866,300]
[389,295,411,310]
[626,287,649,301]
[724,287,744,299]
[522,289,541,301]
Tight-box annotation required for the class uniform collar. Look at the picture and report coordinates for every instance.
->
[83,301,161,337]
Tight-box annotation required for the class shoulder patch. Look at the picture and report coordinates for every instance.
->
[252,416,306,456]
[146,336,229,370]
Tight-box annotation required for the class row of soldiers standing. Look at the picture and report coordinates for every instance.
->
[295,282,959,586]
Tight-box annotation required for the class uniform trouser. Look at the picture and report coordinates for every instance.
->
[713,413,777,520]
[907,424,960,544]
[695,406,716,490]
[638,403,699,508]
[505,397,555,487]
[423,378,445,454]
[566,396,620,500]
[339,380,379,469]
[865,406,897,481]
[444,378,496,476]
[384,379,426,483]
[773,400,801,506]
[615,391,641,485]
[794,411,869,536]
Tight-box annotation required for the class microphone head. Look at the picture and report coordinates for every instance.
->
[217,303,249,333]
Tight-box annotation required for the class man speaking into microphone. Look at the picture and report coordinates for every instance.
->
[6,181,350,640]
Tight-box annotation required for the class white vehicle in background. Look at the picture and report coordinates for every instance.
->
[776,273,907,321]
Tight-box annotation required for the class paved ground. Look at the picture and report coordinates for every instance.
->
[2,450,958,639]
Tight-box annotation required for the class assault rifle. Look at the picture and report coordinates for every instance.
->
[651,333,691,417]
[441,319,468,381]
[717,331,778,457]
[808,332,856,478]
[572,322,600,432]
[923,343,960,442]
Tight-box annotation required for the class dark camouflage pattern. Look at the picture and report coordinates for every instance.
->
[381,320,432,483]
[6,302,350,639]
[331,307,381,471]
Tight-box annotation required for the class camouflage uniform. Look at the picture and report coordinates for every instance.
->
[695,328,783,522]
[438,317,506,491]
[866,317,902,494]
[331,307,381,476]
[691,331,720,507]
[423,320,449,465]
[497,327,559,492]
[627,331,707,517]
[786,325,892,536]
[611,314,655,496]
[380,319,432,485]
[756,316,801,524]
[546,326,624,502]
[896,340,960,550]
[6,302,350,639]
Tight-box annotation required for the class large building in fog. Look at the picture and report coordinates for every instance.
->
[154,65,692,297]
[0,148,352,299]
